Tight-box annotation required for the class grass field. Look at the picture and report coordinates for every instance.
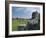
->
[12,19,30,31]
[12,19,40,31]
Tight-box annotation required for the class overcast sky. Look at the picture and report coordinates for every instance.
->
[12,7,40,19]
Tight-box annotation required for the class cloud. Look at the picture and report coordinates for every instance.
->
[12,7,40,19]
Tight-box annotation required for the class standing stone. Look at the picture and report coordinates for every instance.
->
[18,24,26,31]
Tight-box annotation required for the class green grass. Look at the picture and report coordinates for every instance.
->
[12,19,30,31]
[12,19,40,31]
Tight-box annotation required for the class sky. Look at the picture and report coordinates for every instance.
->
[12,7,40,19]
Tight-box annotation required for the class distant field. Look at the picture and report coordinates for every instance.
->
[12,19,30,31]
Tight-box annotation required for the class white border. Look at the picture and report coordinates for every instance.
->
[9,4,43,35]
